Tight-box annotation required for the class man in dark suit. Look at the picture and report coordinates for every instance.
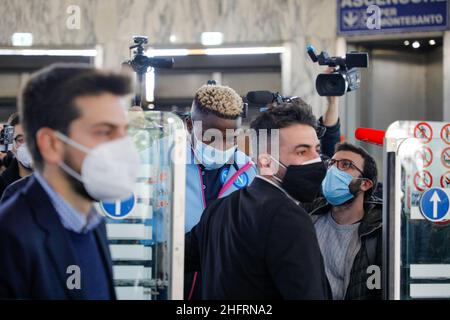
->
[185,99,330,299]
[0,63,139,299]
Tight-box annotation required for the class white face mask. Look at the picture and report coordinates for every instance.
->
[192,131,236,170]
[16,143,33,169]
[56,132,140,202]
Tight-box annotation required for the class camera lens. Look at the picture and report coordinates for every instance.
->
[316,73,347,96]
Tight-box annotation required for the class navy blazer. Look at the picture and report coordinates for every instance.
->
[0,176,116,300]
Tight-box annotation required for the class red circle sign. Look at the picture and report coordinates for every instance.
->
[440,171,450,188]
[414,122,433,143]
[416,147,433,168]
[441,147,450,169]
[414,170,433,192]
[441,124,450,145]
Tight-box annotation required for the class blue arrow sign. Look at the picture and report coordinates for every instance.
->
[100,193,136,219]
[419,188,449,222]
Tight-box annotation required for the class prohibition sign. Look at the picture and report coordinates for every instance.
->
[441,124,450,145]
[440,171,450,188]
[442,147,450,169]
[416,146,433,168]
[414,122,433,143]
[414,170,433,192]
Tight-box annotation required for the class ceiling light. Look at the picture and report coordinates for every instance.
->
[11,32,33,46]
[0,48,97,56]
[201,32,223,46]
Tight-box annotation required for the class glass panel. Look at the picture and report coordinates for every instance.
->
[95,111,185,300]
[396,122,450,300]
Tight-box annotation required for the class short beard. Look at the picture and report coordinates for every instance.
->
[336,179,363,208]
[62,152,97,203]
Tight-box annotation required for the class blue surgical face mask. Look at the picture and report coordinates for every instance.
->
[322,166,358,206]
[192,131,236,170]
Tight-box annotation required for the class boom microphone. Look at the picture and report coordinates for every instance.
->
[355,128,385,146]
[246,91,278,105]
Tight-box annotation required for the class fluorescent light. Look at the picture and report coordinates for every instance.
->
[145,69,155,102]
[412,41,420,49]
[404,40,410,46]
[429,39,436,45]
[201,32,223,46]
[147,46,286,57]
[147,49,189,57]
[0,49,97,56]
[205,47,286,55]
[11,33,33,46]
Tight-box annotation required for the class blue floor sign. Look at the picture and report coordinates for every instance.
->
[100,193,136,219]
[419,188,449,222]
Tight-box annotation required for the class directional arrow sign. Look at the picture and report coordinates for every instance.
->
[419,188,449,222]
[430,191,441,219]
[100,193,136,220]
[343,11,359,27]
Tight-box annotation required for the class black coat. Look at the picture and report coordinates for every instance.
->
[185,177,330,300]
[0,176,116,299]
[0,158,21,197]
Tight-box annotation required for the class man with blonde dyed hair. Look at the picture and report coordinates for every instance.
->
[183,82,257,299]
[186,83,257,231]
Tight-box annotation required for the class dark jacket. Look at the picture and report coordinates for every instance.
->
[0,158,21,197]
[0,175,31,204]
[0,176,116,300]
[185,177,330,300]
[318,116,341,159]
[308,196,382,300]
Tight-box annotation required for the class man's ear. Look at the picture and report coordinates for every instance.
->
[361,179,374,192]
[36,128,64,165]
[258,153,274,176]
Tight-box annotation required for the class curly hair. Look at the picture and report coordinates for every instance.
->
[194,84,243,119]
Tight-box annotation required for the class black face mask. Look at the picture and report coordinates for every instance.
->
[277,161,327,203]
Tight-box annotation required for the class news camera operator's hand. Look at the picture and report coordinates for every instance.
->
[323,67,339,127]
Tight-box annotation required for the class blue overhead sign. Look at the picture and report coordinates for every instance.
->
[338,0,449,35]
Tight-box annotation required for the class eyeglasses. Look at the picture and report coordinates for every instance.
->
[14,136,25,145]
[326,158,365,177]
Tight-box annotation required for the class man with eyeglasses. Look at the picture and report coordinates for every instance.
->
[308,142,382,300]
[0,112,33,197]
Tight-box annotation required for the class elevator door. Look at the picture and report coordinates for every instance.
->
[357,44,443,178]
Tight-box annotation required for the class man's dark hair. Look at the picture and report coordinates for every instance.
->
[335,142,378,199]
[7,112,20,127]
[250,98,317,132]
[19,63,132,170]
[249,98,317,158]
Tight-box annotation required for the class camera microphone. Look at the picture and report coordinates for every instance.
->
[306,45,318,63]
[246,91,278,105]
[147,57,174,69]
